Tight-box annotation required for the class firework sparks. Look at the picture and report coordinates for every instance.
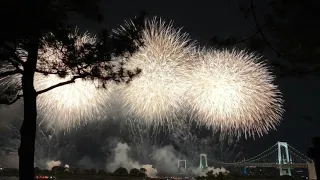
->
[35,74,115,129]
[0,30,116,129]
[0,122,74,169]
[185,49,284,138]
[119,18,196,126]
[0,18,284,137]
[118,18,283,137]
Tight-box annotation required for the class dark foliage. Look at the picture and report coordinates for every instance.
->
[113,167,129,176]
[129,168,140,176]
[210,0,320,77]
[129,168,146,177]
[51,166,65,173]
[0,1,147,180]
[140,167,147,173]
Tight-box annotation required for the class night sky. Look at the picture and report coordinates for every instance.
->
[70,0,320,155]
[1,0,320,163]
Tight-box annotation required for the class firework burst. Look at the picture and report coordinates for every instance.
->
[35,74,115,129]
[0,30,116,129]
[1,17,284,137]
[119,18,196,126]
[185,49,284,138]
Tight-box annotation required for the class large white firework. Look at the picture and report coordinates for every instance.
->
[35,74,115,129]
[185,49,284,138]
[0,30,115,129]
[118,18,196,126]
[0,18,284,137]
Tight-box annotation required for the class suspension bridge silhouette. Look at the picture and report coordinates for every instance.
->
[178,142,317,179]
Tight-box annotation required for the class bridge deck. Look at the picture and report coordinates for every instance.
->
[215,163,308,168]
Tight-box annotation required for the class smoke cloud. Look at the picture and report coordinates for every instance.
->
[153,145,180,175]
[0,115,232,177]
[106,142,158,178]
[191,167,229,177]
[45,160,61,170]
[0,154,19,169]
[106,142,228,178]
[77,156,97,169]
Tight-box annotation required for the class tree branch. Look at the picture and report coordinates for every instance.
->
[6,57,24,70]
[35,69,60,75]
[232,31,259,45]
[0,94,23,105]
[300,115,320,125]
[0,69,23,78]
[212,29,260,48]
[250,0,290,69]
[1,43,25,66]
[36,75,85,95]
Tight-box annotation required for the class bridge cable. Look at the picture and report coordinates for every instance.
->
[288,149,313,163]
[206,149,278,165]
[237,149,278,164]
[288,145,313,162]
[206,143,277,164]
[234,143,278,164]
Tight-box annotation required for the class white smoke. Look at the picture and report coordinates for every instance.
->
[141,164,158,178]
[0,154,19,168]
[151,145,229,177]
[0,154,64,171]
[106,142,158,178]
[152,145,180,174]
[77,156,96,169]
[46,160,61,170]
[191,167,229,177]
[106,142,229,178]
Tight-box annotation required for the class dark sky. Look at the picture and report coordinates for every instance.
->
[71,0,255,44]
[70,0,320,156]
[1,0,319,161]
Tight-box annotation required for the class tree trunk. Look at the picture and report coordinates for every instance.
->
[18,36,39,180]
[308,137,320,180]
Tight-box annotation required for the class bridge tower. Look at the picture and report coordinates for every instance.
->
[277,141,292,176]
[199,154,208,168]
[178,160,187,169]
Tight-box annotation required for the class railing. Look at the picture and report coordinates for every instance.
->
[206,142,313,170]
[212,162,309,168]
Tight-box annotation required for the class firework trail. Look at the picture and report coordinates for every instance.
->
[168,122,244,164]
[185,49,284,138]
[0,122,74,169]
[0,122,21,154]
[118,18,196,127]
[126,120,168,163]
